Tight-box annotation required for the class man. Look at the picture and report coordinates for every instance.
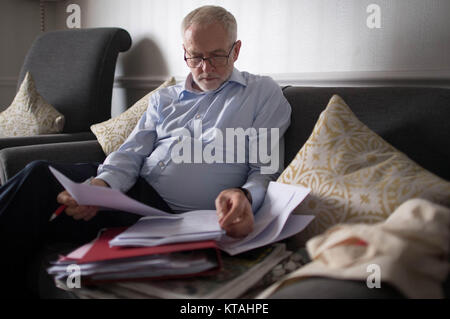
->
[58,5,290,237]
[0,5,291,297]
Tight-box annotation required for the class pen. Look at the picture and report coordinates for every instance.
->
[49,204,67,221]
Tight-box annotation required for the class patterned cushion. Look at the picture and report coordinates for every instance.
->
[278,94,450,238]
[0,72,65,137]
[91,77,176,155]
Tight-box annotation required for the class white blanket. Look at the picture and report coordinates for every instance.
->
[258,198,450,299]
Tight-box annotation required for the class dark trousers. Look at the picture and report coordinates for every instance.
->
[0,160,173,298]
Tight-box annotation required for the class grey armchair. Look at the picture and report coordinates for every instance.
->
[0,27,131,182]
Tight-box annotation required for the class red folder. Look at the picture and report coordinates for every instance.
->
[62,227,222,284]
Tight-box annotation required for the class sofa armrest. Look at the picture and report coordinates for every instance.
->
[0,132,96,150]
[0,140,106,184]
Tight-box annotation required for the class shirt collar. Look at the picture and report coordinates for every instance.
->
[179,68,247,100]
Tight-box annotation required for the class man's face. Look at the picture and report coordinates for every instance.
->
[183,22,241,92]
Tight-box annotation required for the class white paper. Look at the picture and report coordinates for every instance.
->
[110,181,314,255]
[272,214,315,243]
[110,232,225,247]
[217,182,312,254]
[115,210,221,238]
[50,166,315,255]
[109,210,225,246]
[221,214,315,255]
[49,166,179,218]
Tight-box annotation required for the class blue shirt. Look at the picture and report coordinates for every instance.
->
[97,68,291,213]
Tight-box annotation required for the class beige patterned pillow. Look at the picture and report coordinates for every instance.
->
[0,72,65,137]
[279,94,450,239]
[91,77,176,155]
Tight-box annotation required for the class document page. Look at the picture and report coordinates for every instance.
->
[109,210,225,246]
[50,167,315,255]
[49,166,178,218]
[218,182,314,255]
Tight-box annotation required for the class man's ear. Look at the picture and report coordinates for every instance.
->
[232,40,242,62]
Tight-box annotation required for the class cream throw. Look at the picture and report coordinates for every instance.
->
[258,198,450,299]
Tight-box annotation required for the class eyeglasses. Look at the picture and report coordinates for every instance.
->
[184,42,237,68]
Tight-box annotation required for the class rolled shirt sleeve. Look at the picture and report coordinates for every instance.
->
[241,79,291,212]
[96,93,160,192]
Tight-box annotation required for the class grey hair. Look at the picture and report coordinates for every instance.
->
[181,5,237,44]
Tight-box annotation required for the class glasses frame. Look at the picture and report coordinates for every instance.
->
[184,41,237,68]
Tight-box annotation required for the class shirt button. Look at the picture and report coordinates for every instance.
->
[195,114,201,119]
[158,161,165,168]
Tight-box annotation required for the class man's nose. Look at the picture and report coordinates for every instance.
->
[201,59,215,72]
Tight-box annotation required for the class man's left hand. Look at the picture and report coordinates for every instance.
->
[215,188,254,238]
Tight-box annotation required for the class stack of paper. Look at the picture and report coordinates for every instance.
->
[114,244,291,299]
[217,182,314,255]
[47,228,222,284]
[53,243,291,299]
[49,167,315,256]
[109,182,314,255]
[109,211,225,247]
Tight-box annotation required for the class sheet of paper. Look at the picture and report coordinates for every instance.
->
[109,210,225,247]
[110,181,313,253]
[221,214,315,255]
[218,182,311,248]
[114,210,221,238]
[110,232,224,247]
[272,214,315,243]
[49,166,179,218]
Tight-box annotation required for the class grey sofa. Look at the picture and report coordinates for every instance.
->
[0,27,131,183]
[275,86,450,298]
[2,86,450,183]
[2,85,450,298]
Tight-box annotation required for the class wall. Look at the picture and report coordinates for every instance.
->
[52,0,450,114]
[2,0,450,114]
[0,0,57,110]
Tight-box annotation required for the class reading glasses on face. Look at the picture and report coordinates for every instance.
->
[184,41,237,68]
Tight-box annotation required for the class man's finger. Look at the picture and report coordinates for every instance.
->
[83,210,97,221]
[215,195,230,220]
[65,205,87,217]
[56,190,77,206]
[220,203,243,228]
[70,209,85,220]
[223,216,254,238]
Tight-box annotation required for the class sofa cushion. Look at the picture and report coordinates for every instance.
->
[282,86,450,182]
[90,77,176,155]
[0,72,65,137]
[278,94,450,238]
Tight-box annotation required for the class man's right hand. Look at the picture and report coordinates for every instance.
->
[56,178,109,221]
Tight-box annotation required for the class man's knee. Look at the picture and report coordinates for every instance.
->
[24,160,51,171]
[23,160,53,180]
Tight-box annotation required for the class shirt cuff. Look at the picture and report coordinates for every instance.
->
[95,172,124,192]
[241,181,267,214]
